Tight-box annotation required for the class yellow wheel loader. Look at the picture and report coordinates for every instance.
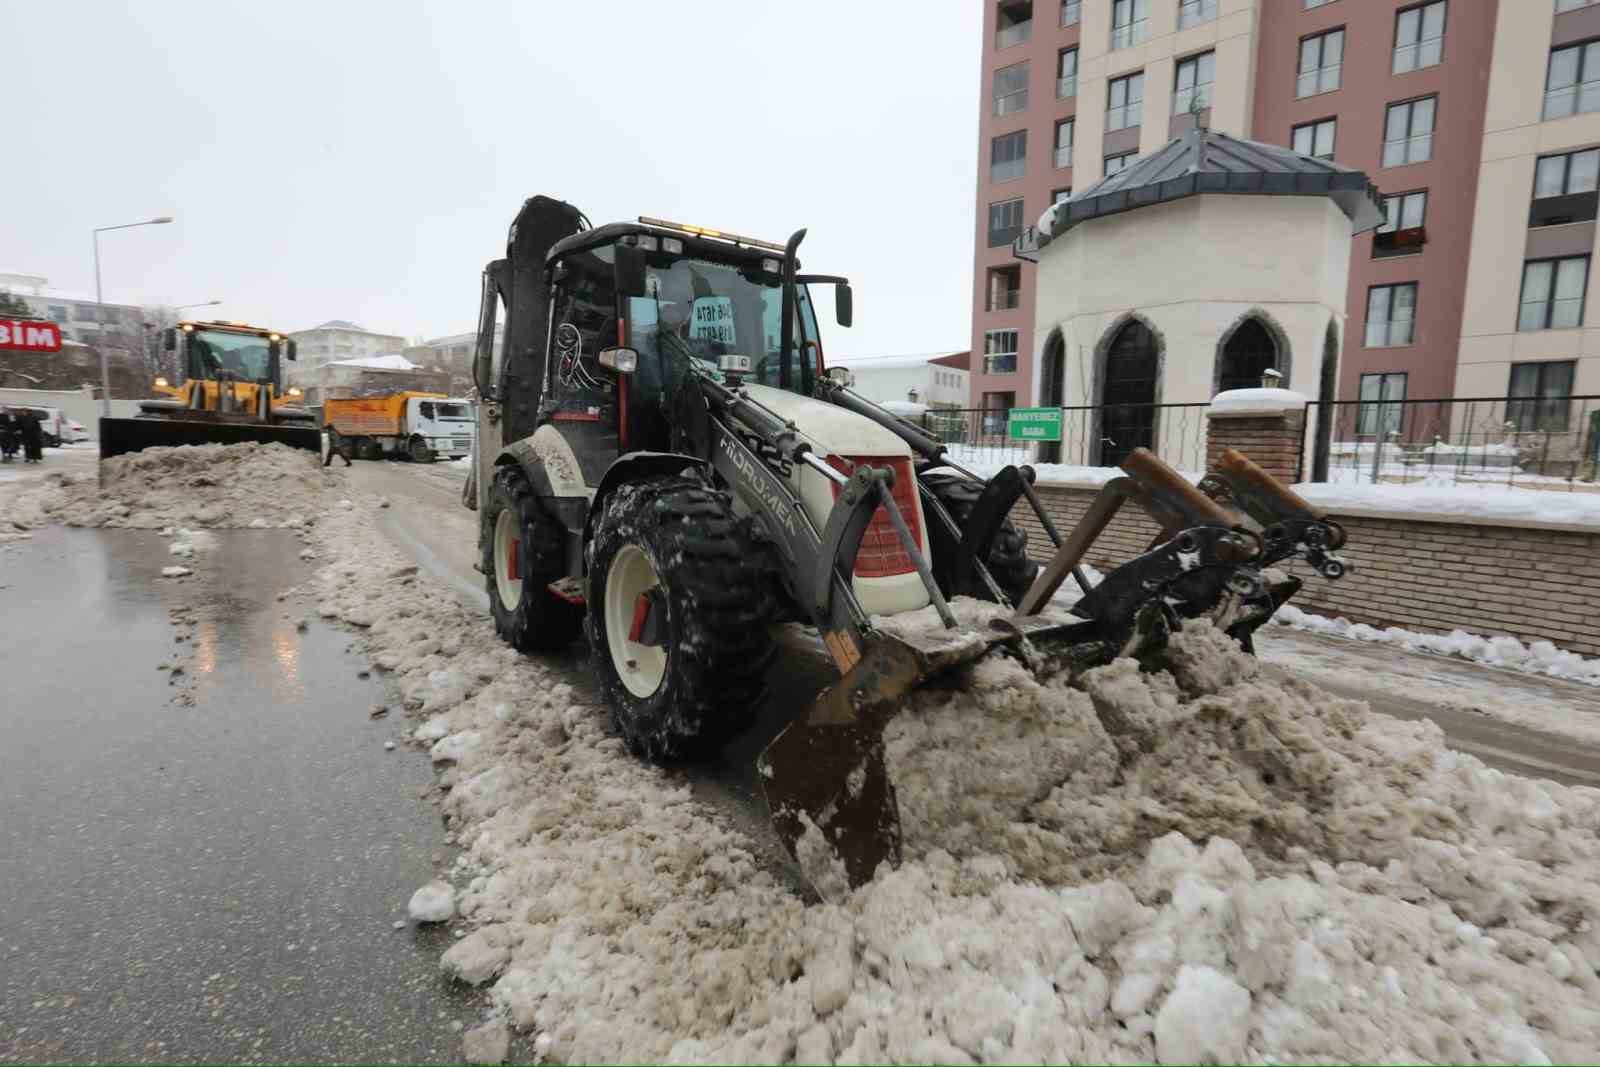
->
[99,320,320,460]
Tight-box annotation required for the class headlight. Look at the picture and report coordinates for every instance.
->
[287,386,303,397]
[153,376,169,388]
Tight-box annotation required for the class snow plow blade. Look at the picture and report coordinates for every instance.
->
[758,605,1171,899]
[99,416,321,461]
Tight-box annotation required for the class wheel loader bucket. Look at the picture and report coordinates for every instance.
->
[99,416,322,462]
[759,605,1171,900]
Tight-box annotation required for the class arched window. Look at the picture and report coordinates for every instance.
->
[1099,319,1159,466]
[1216,317,1280,393]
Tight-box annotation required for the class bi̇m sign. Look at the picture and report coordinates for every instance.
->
[0,319,62,353]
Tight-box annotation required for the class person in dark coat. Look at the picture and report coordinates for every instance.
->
[17,408,44,463]
[0,408,17,462]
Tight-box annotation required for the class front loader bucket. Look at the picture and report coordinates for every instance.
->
[759,606,1172,900]
[99,416,321,462]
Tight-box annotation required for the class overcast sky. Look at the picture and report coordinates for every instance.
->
[1,1,981,358]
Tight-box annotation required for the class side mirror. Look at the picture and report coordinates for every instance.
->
[162,327,176,352]
[826,366,855,389]
[835,283,853,328]
[614,245,648,298]
[287,339,298,362]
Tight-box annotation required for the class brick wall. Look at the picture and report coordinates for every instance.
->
[1012,484,1600,658]
[1205,410,1304,484]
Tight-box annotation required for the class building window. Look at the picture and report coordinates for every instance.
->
[1508,360,1577,432]
[1545,41,1600,121]
[1057,48,1078,98]
[988,198,1025,247]
[990,130,1027,183]
[73,305,96,322]
[1060,0,1081,26]
[994,62,1030,115]
[996,0,1033,48]
[1356,372,1407,435]
[1173,51,1215,116]
[1054,119,1075,168]
[1111,0,1149,50]
[1374,190,1427,257]
[1518,256,1589,330]
[1052,187,1073,204]
[983,331,1019,375]
[1382,96,1436,166]
[1365,283,1418,346]
[1292,118,1336,160]
[47,304,69,324]
[1393,1,1446,74]
[1107,72,1144,131]
[1304,0,1337,7]
[987,266,1022,311]
[1178,0,1218,28]
[1104,151,1136,176]
[1531,147,1600,226]
[1297,29,1344,98]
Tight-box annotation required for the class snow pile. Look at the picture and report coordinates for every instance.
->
[1293,479,1600,527]
[311,496,1600,1064]
[1274,603,1600,687]
[1209,387,1308,414]
[37,443,327,530]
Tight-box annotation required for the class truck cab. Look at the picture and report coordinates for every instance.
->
[408,396,476,460]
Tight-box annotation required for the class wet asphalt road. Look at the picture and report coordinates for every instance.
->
[0,527,477,1064]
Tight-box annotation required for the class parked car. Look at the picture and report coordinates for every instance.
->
[61,419,90,444]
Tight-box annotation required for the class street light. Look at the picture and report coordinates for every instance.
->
[93,216,174,415]
[176,300,221,312]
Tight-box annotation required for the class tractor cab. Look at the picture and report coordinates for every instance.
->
[473,209,852,484]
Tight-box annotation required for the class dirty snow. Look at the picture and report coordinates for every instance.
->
[303,490,1600,1064]
[408,880,457,923]
[1,443,325,538]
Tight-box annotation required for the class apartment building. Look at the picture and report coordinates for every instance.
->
[286,320,407,387]
[970,0,1499,415]
[1458,0,1600,425]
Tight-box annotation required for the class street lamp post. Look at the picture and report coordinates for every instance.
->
[175,300,221,312]
[93,216,173,415]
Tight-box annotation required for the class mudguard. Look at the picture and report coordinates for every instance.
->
[584,451,708,544]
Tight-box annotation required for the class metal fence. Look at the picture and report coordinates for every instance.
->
[1301,394,1600,489]
[911,403,1211,473]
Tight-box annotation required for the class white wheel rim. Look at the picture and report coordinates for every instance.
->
[493,508,523,610]
[605,545,667,698]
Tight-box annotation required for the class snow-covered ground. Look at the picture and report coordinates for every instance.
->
[1271,604,1600,688]
[11,443,1600,1063]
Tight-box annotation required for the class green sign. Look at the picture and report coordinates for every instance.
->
[1007,406,1062,442]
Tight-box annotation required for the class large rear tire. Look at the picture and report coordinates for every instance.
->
[482,466,583,653]
[922,472,1039,605]
[408,436,434,463]
[586,475,774,760]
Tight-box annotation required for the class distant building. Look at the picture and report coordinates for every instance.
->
[0,271,145,360]
[830,351,970,408]
[404,326,501,394]
[303,353,450,407]
[287,320,407,387]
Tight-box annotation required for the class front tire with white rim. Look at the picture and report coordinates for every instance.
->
[586,474,775,761]
[482,465,582,652]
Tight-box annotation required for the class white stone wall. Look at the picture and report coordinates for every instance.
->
[1031,194,1352,410]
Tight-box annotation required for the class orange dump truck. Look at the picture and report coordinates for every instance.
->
[322,392,476,462]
